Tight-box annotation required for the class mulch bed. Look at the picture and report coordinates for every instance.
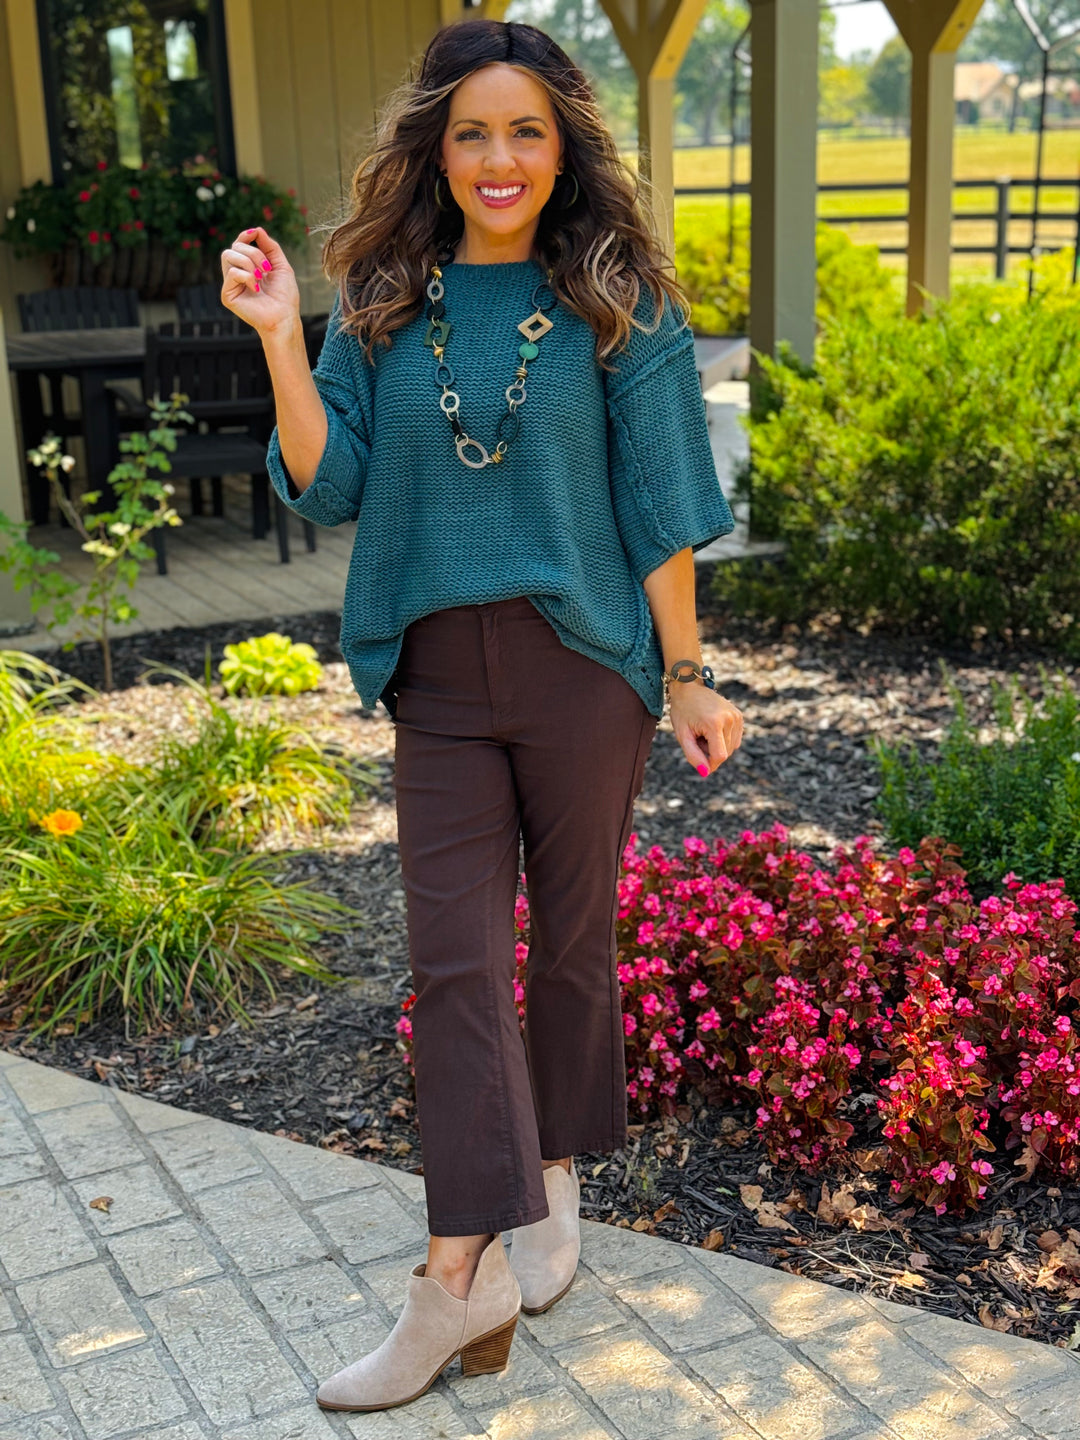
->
[4,589,1079,1348]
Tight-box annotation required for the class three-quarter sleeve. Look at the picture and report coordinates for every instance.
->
[265,292,375,528]
[605,287,735,584]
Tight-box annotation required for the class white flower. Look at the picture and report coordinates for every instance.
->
[107,521,132,536]
[1071,752,1080,763]
[5,206,14,219]
[162,482,175,495]
[989,311,1000,323]
[59,454,76,472]
[213,182,225,197]
[81,539,118,558]
[26,218,35,233]
[195,185,214,202]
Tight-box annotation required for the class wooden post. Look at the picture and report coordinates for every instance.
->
[601,1,708,265]
[883,0,985,315]
[0,307,33,636]
[747,0,819,366]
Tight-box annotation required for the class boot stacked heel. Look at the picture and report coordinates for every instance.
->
[460,1312,519,1375]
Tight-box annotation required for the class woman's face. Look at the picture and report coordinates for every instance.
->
[440,62,563,262]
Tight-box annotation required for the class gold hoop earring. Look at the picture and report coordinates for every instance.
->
[434,173,451,212]
[558,171,580,209]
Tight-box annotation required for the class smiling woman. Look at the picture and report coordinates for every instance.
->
[221,14,741,1417]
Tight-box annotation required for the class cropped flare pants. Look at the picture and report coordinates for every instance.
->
[390,595,658,1236]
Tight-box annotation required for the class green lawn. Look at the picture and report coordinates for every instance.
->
[665,128,1078,282]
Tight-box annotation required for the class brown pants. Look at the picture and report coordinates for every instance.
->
[390,596,658,1236]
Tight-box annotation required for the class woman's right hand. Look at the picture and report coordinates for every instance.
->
[220,226,300,337]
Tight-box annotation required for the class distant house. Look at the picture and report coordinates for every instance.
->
[1016,73,1080,125]
[954,62,1016,124]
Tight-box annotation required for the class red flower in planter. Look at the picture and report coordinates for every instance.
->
[102,231,111,242]
[78,190,91,203]
[96,159,107,170]
[133,220,143,230]
[87,229,99,244]
[181,238,191,249]
[129,187,140,199]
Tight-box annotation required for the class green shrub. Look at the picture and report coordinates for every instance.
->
[713,260,1080,649]
[675,216,900,335]
[0,792,354,1038]
[869,662,1080,899]
[145,666,373,845]
[219,631,322,697]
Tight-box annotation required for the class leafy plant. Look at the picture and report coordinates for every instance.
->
[219,632,323,698]
[144,664,373,844]
[676,216,901,336]
[0,157,309,268]
[0,650,129,854]
[0,399,191,690]
[870,663,1080,900]
[0,790,356,1039]
[714,258,1080,649]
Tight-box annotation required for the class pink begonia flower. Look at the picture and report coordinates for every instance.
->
[623,1013,637,1036]
[697,1007,721,1032]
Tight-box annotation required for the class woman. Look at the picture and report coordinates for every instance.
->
[220,16,743,1415]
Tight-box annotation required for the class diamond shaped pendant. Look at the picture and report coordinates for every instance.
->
[517,309,553,344]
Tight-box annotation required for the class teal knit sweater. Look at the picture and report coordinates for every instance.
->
[265,257,735,718]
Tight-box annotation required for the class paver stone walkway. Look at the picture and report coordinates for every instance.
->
[2,1049,1079,1440]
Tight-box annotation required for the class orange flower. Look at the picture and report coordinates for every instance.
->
[38,809,83,837]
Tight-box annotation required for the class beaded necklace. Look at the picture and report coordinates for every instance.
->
[422,245,559,469]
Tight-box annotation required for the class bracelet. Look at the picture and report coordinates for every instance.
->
[663,657,718,707]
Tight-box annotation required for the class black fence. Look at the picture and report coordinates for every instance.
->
[673,177,1080,280]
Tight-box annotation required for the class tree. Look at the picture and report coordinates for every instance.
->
[676,0,750,145]
[820,64,869,128]
[960,0,1080,73]
[867,34,911,127]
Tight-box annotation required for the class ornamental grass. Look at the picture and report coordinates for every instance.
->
[0,651,365,1038]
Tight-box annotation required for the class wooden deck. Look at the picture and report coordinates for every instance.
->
[9,383,777,652]
[12,476,358,652]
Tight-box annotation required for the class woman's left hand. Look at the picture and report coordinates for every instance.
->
[668,681,743,776]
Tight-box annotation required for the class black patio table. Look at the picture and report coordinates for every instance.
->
[6,326,145,524]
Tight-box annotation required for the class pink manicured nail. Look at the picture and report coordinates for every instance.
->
[246,228,256,235]
[697,763,709,777]
[254,281,260,292]
[262,260,271,272]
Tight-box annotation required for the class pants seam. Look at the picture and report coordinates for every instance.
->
[485,786,525,1230]
[609,704,652,1141]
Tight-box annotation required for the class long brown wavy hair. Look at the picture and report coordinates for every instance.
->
[314,17,690,374]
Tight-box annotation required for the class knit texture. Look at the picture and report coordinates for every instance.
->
[265,257,735,718]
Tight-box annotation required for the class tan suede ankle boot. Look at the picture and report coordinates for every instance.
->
[508,1158,581,1313]
[315,1233,521,1412]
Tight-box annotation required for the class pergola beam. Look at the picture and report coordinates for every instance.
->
[882,0,985,314]
[599,1,708,264]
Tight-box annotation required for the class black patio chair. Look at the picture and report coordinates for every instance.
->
[176,282,234,324]
[16,286,143,523]
[107,327,316,574]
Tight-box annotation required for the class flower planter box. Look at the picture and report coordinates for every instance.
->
[47,237,216,301]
